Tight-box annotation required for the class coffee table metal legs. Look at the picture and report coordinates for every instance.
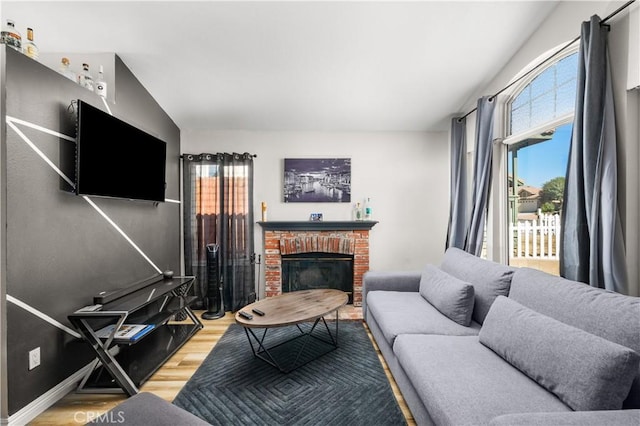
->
[242,310,340,373]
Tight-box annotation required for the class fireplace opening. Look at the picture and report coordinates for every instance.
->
[281,252,354,304]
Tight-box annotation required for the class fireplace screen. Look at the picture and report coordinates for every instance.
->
[281,252,354,304]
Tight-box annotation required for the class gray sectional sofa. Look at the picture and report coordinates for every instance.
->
[363,247,640,426]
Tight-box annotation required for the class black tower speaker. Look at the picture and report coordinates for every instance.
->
[202,243,224,320]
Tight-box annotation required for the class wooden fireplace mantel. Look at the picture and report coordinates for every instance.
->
[257,221,378,231]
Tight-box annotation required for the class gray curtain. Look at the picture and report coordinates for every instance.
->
[183,152,256,311]
[560,15,628,293]
[465,96,496,256]
[446,116,467,250]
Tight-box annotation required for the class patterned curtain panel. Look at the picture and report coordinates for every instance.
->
[220,153,256,311]
[183,153,255,311]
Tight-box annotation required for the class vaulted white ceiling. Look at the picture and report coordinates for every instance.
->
[3,1,559,131]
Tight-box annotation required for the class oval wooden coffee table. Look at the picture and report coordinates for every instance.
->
[235,289,348,373]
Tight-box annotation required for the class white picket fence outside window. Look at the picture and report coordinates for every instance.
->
[509,214,561,259]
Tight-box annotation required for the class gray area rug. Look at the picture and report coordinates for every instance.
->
[173,321,407,425]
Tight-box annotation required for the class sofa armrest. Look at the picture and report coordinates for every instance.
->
[362,271,421,322]
[88,392,210,425]
[488,410,640,426]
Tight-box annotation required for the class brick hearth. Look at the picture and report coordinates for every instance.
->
[259,221,377,306]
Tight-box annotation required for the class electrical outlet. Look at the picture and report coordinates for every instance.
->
[28,347,40,370]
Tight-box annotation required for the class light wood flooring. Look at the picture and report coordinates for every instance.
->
[29,306,415,425]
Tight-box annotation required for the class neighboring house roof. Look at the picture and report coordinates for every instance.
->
[519,186,541,200]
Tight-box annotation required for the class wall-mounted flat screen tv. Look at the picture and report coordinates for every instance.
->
[75,99,167,202]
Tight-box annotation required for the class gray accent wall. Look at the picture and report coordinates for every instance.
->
[0,46,181,416]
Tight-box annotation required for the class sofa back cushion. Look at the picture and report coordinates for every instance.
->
[480,296,639,411]
[509,267,640,408]
[440,247,515,324]
[419,264,475,326]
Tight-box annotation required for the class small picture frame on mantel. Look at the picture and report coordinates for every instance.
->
[309,213,323,221]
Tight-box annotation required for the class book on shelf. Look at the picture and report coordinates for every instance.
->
[95,323,155,342]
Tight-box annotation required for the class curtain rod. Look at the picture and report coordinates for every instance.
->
[457,0,637,122]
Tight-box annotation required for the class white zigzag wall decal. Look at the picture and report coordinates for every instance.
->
[6,295,81,339]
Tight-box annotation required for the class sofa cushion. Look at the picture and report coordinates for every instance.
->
[440,247,515,324]
[394,334,571,426]
[366,291,480,347]
[479,296,639,411]
[509,267,640,409]
[362,271,421,322]
[419,264,474,326]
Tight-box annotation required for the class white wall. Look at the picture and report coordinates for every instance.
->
[459,1,615,109]
[610,8,640,297]
[623,86,639,297]
[181,130,449,296]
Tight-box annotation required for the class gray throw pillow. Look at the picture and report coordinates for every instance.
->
[479,296,640,411]
[441,247,515,324]
[419,264,475,326]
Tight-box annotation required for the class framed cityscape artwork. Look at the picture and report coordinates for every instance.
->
[284,158,351,203]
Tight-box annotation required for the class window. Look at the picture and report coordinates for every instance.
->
[195,164,220,215]
[505,52,578,275]
[509,54,578,136]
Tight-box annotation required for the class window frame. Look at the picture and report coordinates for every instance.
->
[485,44,579,264]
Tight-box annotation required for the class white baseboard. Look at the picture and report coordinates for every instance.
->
[7,364,91,426]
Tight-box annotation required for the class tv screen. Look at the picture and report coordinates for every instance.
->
[75,100,167,202]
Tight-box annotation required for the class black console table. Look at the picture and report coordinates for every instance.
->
[68,276,203,396]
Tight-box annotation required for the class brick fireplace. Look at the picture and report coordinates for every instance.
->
[258,221,378,306]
